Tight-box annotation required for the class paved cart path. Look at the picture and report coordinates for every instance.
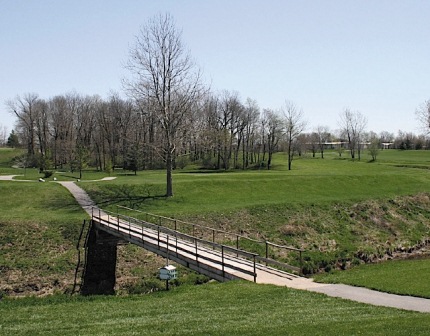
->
[51,181,430,313]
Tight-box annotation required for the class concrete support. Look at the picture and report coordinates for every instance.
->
[80,222,119,295]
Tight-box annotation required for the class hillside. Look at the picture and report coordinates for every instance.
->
[1,148,430,296]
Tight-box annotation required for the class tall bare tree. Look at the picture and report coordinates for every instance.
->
[282,101,306,170]
[7,93,39,159]
[339,108,367,160]
[262,109,282,169]
[0,124,7,146]
[125,13,203,197]
[316,125,330,159]
[416,99,430,134]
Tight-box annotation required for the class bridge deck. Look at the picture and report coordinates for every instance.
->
[91,210,301,284]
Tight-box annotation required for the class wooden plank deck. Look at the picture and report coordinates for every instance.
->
[91,210,300,284]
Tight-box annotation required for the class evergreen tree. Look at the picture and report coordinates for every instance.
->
[7,130,19,148]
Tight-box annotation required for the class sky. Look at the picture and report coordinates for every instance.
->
[1,0,430,136]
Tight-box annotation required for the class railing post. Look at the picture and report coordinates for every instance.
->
[265,241,269,266]
[221,245,225,278]
[299,250,303,276]
[193,224,195,238]
[175,231,178,253]
[128,215,131,237]
[166,235,169,264]
[253,255,257,283]
[195,238,198,264]
[157,226,160,248]
[212,229,215,250]
[98,208,101,220]
[174,219,177,231]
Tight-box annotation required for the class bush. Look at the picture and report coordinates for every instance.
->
[43,171,53,179]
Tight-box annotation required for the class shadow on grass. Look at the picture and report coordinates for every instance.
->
[85,183,167,209]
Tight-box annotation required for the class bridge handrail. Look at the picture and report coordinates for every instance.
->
[115,205,304,273]
[96,207,303,275]
[115,211,260,260]
[92,209,259,280]
[116,205,304,253]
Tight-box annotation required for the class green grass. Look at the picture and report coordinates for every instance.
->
[1,149,430,295]
[82,152,430,215]
[314,258,430,298]
[1,281,429,336]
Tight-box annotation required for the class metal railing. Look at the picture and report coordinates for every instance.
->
[92,208,258,282]
[115,205,304,274]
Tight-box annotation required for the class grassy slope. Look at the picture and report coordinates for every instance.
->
[1,150,430,291]
[82,150,430,274]
[84,151,430,215]
[314,258,430,298]
[1,148,430,334]
[0,181,88,295]
[1,282,430,336]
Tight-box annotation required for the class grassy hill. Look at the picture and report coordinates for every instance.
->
[1,148,430,296]
[1,148,430,333]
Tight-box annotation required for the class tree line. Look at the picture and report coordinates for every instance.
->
[6,91,429,171]
[4,13,430,196]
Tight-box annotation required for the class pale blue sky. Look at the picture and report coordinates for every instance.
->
[1,0,430,135]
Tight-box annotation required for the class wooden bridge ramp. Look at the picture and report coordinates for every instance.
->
[91,208,302,285]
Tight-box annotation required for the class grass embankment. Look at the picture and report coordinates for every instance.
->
[1,281,430,336]
[315,258,430,298]
[1,149,430,297]
[83,151,430,275]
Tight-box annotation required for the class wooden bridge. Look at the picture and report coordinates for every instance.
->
[89,206,304,285]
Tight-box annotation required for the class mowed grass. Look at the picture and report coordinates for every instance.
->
[83,151,430,216]
[1,281,430,336]
[314,258,430,298]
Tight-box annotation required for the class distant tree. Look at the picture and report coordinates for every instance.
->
[262,109,282,169]
[316,125,330,159]
[0,124,7,146]
[7,130,19,148]
[415,99,430,134]
[339,108,367,160]
[368,133,380,161]
[308,132,319,158]
[7,93,39,158]
[282,101,306,170]
[125,13,203,197]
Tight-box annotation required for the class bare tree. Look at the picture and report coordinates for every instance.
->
[367,131,380,161]
[339,108,367,160]
[7,93,39,159]
[316,125,330,159]
[262,109,283,169]
[125,13,203,197]
[416,99,430,134]
[0,124,7,146]
[282,101,306,170]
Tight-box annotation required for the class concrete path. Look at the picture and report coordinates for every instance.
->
[55,181,430,313]
[256,271,430,313]
[0,175,22,180]
[57,181,101,217]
